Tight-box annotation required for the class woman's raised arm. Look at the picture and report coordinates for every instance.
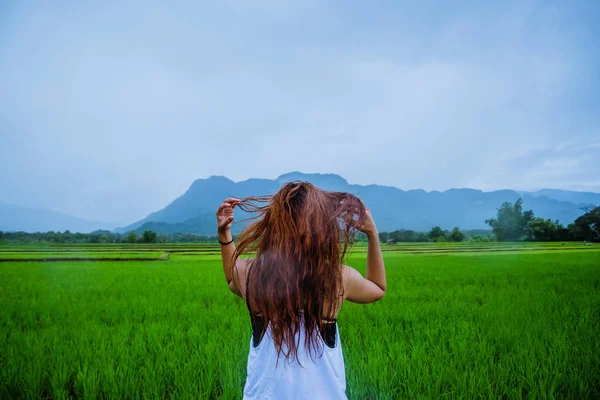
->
[216,198,243,295]
[344,208,386,303]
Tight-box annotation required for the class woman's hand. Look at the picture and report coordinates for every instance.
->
[216,198,240,234]
[340,199,378,238]
[357,208,378,238]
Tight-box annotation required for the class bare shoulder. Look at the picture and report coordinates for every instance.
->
[235,257,253,273]
[341,264,361,278]
[341,264,352,279]
[229,258,254,299]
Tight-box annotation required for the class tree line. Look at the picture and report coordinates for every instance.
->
[0,230,220,244]
[376,200,600,243]
[0,227,486,244]
[1,200,598,244]
[485,199,599,242]
[377,228,493,243]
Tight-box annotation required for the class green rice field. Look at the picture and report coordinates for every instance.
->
[1,243,599,399]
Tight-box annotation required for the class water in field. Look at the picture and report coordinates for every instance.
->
[1,244,599,398]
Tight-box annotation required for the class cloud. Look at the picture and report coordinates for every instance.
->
[0,0,598,223]
[468,139,600,192]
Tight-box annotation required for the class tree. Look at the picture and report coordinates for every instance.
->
[125,231,139,243]
[142,230,158,243]
[526,218,567,241]
[389,230,413,242]
[428,226,445,241]
[88,233,101,244]
[376,230,430,243]
[355,232,368,242]
[569,206,600,242]
[450,227,465,242]
[471,234,493,242]
[486,198,534,241]
[378,231,390,243]
[414,232,429,242]
[0,231,5,243]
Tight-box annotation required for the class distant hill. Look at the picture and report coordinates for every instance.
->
[116,172,597,235]
[0,202,114,233]
[520,189,600,208]
[131,213,233,236]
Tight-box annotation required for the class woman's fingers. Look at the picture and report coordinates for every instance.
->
[216,203,231,215]
[223,197,241,206]
[216,201,238,220]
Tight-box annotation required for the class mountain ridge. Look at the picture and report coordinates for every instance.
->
[115,172,598,235]
[3,173,596,234]
[0,202,115,233]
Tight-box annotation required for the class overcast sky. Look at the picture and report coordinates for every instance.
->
[1,0,598,224]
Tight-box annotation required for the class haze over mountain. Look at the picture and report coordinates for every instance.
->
[2,2,599,225]
[520,189,600,208]
[118,172,597,235]
[0,203,114,233]
[3,173,597,234]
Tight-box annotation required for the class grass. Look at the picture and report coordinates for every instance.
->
[0,244,599,399]
[0,252,164,260]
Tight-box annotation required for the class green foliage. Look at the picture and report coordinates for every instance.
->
[526,218,569,241]
[379,229,476,243]
[386,230,428,243]
[0,248,599,398]
[353,232,368,242]
[88,231,110,244]
[469,234,495,242]
[167,233,219,243]
[428,226,446,241]
[141,230,158,244]
[486,198,535,241]
[1,231,220,245]
[0,251,163,260]
[378,231,389,243]
[125,231,139,244]
[449,227,465,242]
[486,202,600,242]
[569,206,600,242]
[4,203,599,246]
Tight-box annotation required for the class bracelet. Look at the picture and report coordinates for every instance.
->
[219,238,234,246]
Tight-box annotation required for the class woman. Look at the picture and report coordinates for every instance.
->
[216,181,386,399]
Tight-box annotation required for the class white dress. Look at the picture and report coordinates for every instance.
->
[242,318,347,400]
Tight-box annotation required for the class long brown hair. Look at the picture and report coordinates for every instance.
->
[232,181,366,362]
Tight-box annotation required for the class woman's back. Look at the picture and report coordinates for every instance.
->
[216,182,386,398]
[243,316,347,400]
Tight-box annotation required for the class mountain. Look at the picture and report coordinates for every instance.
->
[116,172,597,234]
[520,189,600,208]
[131,213,231,236]
[0,203,114,233]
